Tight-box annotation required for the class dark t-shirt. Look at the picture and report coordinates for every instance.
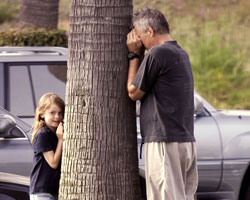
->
[132,41,195,143]
[30,126,60,195]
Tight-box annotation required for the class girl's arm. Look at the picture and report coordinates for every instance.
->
[43,122,63,169]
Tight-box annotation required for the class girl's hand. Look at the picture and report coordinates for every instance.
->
[56,122,64,141]
[44,122,64,169]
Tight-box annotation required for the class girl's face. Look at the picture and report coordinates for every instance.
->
[41,103,63,132]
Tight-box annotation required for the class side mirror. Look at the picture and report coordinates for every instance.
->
[194,94,205,117]
[0,114,17,138]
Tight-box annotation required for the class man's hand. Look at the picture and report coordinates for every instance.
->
[126,29,143,55]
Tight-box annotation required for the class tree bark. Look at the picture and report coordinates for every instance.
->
[20,0,59,29]
[59,0,141,199]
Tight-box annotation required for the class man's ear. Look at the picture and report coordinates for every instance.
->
[147,26,154,37]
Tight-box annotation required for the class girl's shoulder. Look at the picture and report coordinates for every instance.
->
[32,127,54,152]
[37,126,50,134]
[34,126,51,141]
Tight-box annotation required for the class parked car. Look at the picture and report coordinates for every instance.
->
[1,47,250,200]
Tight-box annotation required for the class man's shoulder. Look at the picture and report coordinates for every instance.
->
[150,41,178,56]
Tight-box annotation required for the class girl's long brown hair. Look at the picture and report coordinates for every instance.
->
[31,93,65,142]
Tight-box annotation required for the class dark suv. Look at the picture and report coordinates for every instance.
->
[0,47,68,125]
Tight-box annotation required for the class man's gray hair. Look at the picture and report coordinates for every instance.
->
[133,7,169,34]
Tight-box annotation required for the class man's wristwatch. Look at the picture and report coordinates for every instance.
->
[128,52,140,60]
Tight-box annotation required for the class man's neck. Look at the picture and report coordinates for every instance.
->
[154,34,173,46]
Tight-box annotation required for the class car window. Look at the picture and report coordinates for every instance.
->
[9,65,34,117]
[30,64,66,103]
[8,64,66,118]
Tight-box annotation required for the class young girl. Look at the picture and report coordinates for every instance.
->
[30,93,65,200]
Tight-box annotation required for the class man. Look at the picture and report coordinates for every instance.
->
[126,7,198,200]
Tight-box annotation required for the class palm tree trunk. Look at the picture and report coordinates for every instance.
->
[59,0,141,199]
[20,0,59,29]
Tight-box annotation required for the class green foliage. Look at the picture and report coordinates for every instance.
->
[180,24,250,109]
[0,1,18,24]
[0,29,68,47]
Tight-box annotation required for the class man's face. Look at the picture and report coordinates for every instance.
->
[134,27,153,50]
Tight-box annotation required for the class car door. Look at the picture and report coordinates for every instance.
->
[195,109,223,192]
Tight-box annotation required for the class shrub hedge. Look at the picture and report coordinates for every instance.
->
[0,29,68,47]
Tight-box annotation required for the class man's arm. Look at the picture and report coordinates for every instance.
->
[127,58,145,101]
[126,29,145,101]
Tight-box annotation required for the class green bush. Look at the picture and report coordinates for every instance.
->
[0,29,68,47]
[0,1,18,24]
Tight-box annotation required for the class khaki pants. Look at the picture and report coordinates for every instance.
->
[144,142,198,200]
